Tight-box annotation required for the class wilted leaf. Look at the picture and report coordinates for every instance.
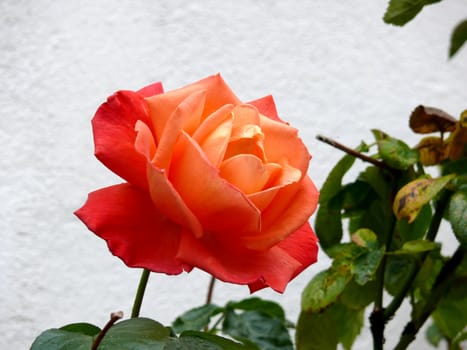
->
[383,0,442,26]
[448,191,467,245]
[446,114,467,161]
[172,304,223,333]
[449,19,467,58]
[409,105,457,134]
[393,174,455,222]
[415,136,447,165]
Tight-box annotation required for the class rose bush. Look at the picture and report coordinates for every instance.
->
[75,74,318,292]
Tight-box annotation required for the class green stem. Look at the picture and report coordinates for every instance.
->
[131,269,150,318]
[384,191,450,321]
[393,245,465,350]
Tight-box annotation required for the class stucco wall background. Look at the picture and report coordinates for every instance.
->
[1,1,466,349]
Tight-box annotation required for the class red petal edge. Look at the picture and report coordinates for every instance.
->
[74,183,191,275]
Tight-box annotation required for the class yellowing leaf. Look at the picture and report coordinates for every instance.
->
[393,174,456,222]
[446,111,467,161]
[415,136,447,166]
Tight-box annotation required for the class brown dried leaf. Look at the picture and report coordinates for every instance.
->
[415,136,448,166]
[409,105,457,134]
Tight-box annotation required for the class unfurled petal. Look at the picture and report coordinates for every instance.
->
[248,95,281,122]
[146,74,241,142]
[92,90,154,190]
[170,132,261,237]
[152,90,207,169]
[260,115,310,176]
[146,163,203,238]
[177,231,302,293]
[74,183,190,274]
[242,177,319,250]
[137,82,164,98]
[249,222,318,293]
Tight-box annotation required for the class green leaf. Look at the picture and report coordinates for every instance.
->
[166,331,256,350]
[172,304,224,333]
[59,323,101,336]
[226,298,285,321]
[301,268,352,312]
[425,322,443,347]
[384,255,416,295]
[351,228,379,249]
[432,280,467,340]
[397,239,439,254]
[316,153,356,251]
[31,328,94,350]
[377,135,419,170]
[395,203,432,245]
[448,190,467,246]
[340,279,377,310]
[222,310,293,350]
[352,247,385,285]
[383,0,442,26]
[296,303,363,350]
[449,19,467,58]
[296,311,338,350]
[98,318,172,350]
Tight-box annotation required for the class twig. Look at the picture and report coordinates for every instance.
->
[91,311,123,350]
[316,134,393,172]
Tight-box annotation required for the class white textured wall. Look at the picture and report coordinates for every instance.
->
[1,1,466,349]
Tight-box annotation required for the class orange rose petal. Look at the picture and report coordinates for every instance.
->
[134,120,157,160]
[146,74,240,142]
[170,132,261,236]
[74,183,191,274]
[146,163,203,238]
[249,222,318,293]
[231,104,261,130]
[92,90,156,190]
[243,177,319,250]
[248,187,280,211]
[246,162,300,211]
[248,95,282,122]
[219,155,281,194]
[152,90,207,169]
[192,104,234,167]
[259,115,310,175]
[177,231,301,293]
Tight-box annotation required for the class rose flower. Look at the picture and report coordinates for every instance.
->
[75,74,318,292]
